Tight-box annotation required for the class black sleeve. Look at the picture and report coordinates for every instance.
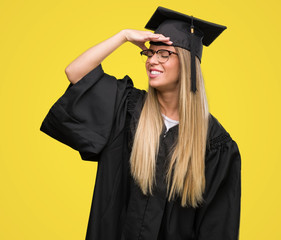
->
[195,138,241,240]
[40,64,135,161]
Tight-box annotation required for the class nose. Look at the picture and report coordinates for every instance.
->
[147,52,159,65]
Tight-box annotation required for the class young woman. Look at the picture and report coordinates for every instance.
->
[40,7,241,240]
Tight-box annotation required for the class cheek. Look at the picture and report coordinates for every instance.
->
[168,64,180,82]
[175,62,180,80]
[145,62,151,74]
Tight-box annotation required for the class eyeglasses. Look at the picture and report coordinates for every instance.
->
[140,49,178,63]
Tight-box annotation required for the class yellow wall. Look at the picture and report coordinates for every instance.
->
[1,0,280,239]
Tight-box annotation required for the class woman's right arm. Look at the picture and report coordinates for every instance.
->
[65,29,172,84]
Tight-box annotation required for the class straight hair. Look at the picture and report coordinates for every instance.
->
[130,47,209,207]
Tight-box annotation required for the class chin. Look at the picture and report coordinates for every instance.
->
[149,82,167,92]
[149,79,179,93]
[148,79,162,89]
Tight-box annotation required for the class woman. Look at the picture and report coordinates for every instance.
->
[40,7,241,240]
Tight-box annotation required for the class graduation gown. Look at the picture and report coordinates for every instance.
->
[40,64,241,240]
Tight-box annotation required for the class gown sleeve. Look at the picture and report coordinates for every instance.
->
[195,137,241,240]
[40,64,134,161]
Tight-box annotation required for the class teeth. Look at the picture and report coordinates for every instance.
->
[151,71,161,75]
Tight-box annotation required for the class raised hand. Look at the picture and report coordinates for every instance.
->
[65,29,173,84]
[122,29,173,50]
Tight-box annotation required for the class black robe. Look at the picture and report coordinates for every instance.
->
[40,64,241,240]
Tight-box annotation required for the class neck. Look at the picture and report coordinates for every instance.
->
[157,89,179,121]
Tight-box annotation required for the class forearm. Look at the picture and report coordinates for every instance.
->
[65,30,127,84]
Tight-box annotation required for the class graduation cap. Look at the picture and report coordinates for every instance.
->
[145,6,227,93]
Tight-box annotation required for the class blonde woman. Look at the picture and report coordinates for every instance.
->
[40,7,241,240]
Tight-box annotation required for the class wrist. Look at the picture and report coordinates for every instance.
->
[120,29,130,42]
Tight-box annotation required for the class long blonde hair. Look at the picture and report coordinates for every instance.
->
[130,47,209,207]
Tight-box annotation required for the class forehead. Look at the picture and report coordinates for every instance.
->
[149,44,176,52]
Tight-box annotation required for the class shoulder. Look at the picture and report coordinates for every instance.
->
[205,114,241,182]
[127,87,147,114]
[206,113,233,151]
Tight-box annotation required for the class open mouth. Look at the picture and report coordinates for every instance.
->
[149,69,163,77]
[150,70,161,75]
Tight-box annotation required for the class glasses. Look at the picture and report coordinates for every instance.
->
[140,49,178,63]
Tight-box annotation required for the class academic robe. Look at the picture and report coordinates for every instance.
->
[40,64,241,240]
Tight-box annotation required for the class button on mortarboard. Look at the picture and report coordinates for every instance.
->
[145,6,227,93]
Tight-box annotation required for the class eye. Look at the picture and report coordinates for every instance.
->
[146,50,154,57]
[142,50,154,57]
[158,50,170,58]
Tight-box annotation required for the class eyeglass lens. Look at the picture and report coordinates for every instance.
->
[141,50,170,63]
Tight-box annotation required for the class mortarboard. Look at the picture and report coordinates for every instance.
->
[145,6,227,93]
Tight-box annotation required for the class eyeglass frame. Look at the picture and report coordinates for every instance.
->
[140,49,178,63]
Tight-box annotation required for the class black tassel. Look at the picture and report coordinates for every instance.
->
[190,16,197,93]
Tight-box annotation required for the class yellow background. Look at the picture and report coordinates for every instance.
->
[1,0,280,239]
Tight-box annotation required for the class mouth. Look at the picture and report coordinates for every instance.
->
[149,69,163,78]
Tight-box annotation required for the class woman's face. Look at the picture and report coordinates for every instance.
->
[145,45,180,92]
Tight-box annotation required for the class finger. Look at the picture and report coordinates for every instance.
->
[148,35,170,42]
[152,37,171,43]
[152,39,173,45]
[156,34,170,39]
[160,35,170,39]
[158,34,167,38]
[149,33,166,39]
[155,35,170,40]
[165,41,173,45]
